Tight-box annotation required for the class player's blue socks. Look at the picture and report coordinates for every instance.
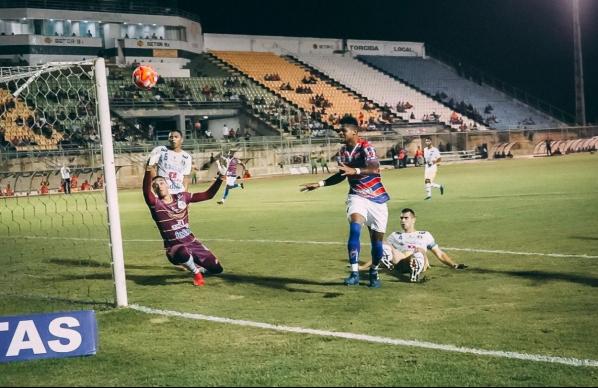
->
[347,222,361,271]
[371,240,383,268]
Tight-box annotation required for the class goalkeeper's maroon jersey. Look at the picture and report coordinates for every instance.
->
[143,171,222,248]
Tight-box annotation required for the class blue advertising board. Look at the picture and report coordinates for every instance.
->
[0,310,98,363]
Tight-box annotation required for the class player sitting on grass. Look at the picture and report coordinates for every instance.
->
[360,208,467,282]
[143,161,226,286]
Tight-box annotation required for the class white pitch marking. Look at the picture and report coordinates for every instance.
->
[129,304,598,368]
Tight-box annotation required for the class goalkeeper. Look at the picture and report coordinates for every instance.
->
[143,160,226,286]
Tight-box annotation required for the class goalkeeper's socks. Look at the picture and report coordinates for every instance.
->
[431,183,441,189]
[183,256,200,274]
[348,222,361,273]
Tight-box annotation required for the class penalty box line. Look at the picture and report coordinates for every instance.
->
[129,304,598,368]
[1,235,598,259]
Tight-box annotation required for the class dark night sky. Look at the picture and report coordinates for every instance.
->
[178,0,597,124]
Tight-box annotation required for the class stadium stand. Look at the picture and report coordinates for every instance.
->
[107,57,320,137]
[294,53,481,130]
[0,89,64,151]
[359,56,566,130]
[210,51,391,129]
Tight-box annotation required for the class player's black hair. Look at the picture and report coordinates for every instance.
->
[169,129,183,137]
[152,176,167,183]
[400,208,416,217]
[339,114,359,127]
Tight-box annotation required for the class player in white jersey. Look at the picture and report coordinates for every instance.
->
[360,208,467,282]
[423,137,444,200]
[147,129,192,194]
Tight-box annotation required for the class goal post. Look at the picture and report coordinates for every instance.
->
[95,58,128,308]
[0,59,128,308]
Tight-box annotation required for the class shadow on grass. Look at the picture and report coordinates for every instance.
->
[468,268,598,287]
[56,271,345,298]
[48,258,164,271]
[217,273,344,298]
[569,236,598,241]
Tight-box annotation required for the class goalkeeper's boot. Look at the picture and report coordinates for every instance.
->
[240,182,245,189]
[193,271,205,287]
[344,271,360,286]
[424,196,431,201]
[368,269,381,288]
[217,200,225,205]
[440,185,445,195]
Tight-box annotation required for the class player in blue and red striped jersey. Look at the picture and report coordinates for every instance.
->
[217,150,246,205]
[301,115,390,288]
[143,161,225,286]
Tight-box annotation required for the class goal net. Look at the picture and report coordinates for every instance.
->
[0,59,127,308]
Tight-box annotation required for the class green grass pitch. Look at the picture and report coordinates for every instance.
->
[1,153,597,386]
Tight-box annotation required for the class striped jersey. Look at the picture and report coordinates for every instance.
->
[339,139,390,204]
[148,146,192,194]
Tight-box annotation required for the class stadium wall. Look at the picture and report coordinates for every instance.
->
[1,128,595,192]
[346,39,425,57]
[204,34,343,55]
[203,34,425,57]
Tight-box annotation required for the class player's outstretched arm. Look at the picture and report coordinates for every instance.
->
[300,172,346,192]
[430,246,467,269]
[143,165,157,206]
[338,161,380,176]
[190,174,225,202]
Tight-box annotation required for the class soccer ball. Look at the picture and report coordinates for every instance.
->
[132,65,158,90]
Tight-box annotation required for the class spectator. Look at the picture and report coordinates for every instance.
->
[319,153,330,174]
[93,175,104,190]
[60,164,71,194]
[39,181,49,195]
[310,154,318,174]
[222,124,230,140]
[71,175,79,191]
[398,148,407,169]
[4,183,14,197]
[81,180,91,191]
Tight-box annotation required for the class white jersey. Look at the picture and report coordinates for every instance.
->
[60,166,71,180]
[148,146,192,194]
[424,146,441,167]
[386,231,438,253]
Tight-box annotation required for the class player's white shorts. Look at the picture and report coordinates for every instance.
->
[424,164,438,181]
[345,194,388,233]
[226,176,237,186]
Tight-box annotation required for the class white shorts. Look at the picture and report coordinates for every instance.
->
[226,176,237,186]
[345,194,388,233]
[424,164,438,181]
